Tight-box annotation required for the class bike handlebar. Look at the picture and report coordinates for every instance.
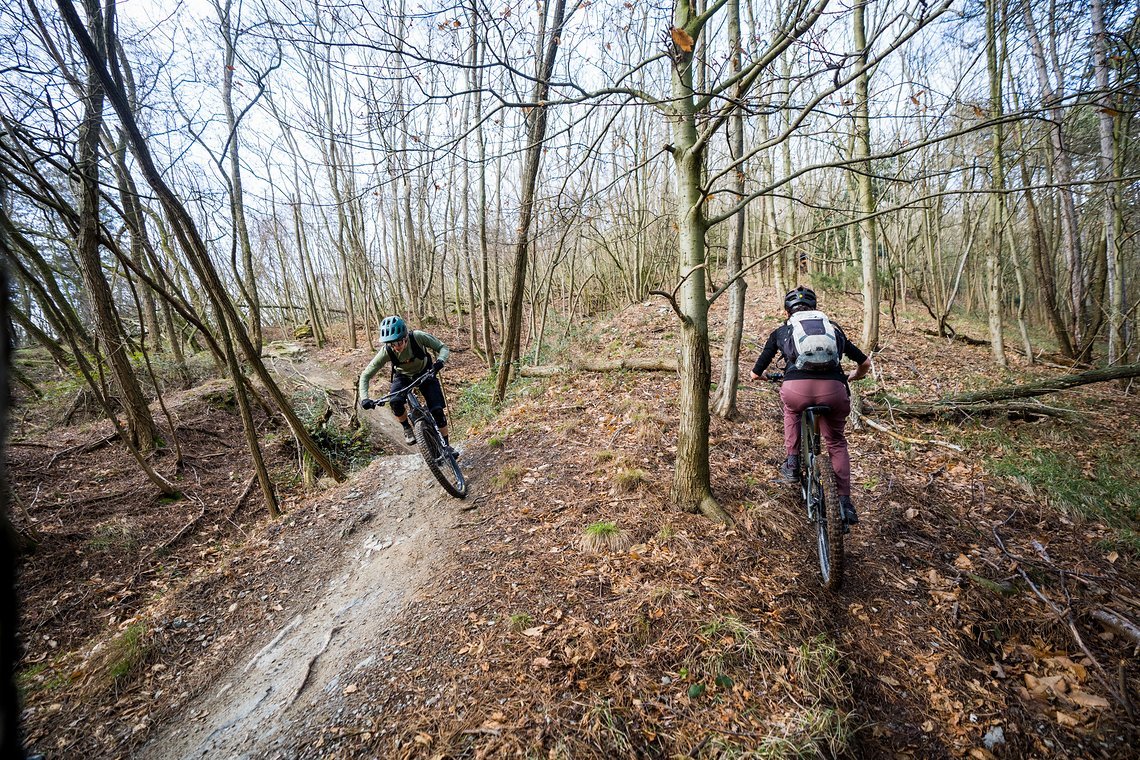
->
[372,369,436,407]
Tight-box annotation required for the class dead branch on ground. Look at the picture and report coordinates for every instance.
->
[878,362,1140,418]
[47,433,119,466]
[850,409,962,451]
[519,356,677,377]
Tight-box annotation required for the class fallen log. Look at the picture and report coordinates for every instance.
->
[519,356,677,377]
[871,399,1078,420]
[879,362,1140,417]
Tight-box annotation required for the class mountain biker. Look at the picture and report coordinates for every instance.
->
[358,315,453,451]
[748,286,871,525]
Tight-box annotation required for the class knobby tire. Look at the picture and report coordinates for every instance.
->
[816,454,844,590]
[414,419,467,499]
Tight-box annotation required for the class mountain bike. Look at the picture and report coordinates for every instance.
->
[374,370,467,499]
[765,371,844,590]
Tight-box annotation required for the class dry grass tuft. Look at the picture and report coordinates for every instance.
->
[612,466,648,493]
[579,520,632,553]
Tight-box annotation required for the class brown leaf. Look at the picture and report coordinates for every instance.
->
[670,27,694,52]
[1067,690,1110,709]
[521,625,546,637]
[1055,710,1080,727]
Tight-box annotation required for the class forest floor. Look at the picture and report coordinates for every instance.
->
[10,292,1140,759]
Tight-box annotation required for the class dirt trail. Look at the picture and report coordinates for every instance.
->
[138,345,467,759]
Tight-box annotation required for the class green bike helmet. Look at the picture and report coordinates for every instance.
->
[379,315,408,343]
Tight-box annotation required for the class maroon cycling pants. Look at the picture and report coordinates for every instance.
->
[779,379,852,496]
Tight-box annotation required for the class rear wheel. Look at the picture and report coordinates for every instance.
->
[815,455,844,590]
[414,419,467,499]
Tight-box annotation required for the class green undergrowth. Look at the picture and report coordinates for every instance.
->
[952,421,1140,552]
[990,447,1140,527]
[450,368,539,431]
[291,387,374,472]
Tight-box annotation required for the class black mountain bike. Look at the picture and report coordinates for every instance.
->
[765,371,844,591]
[374,371,467,499]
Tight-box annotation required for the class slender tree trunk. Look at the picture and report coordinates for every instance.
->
[985,0,1006,367]
[854,0,879,350]
[1023,2,1085,351]
[712,0,746,420]
[9,304,73,370]
[664,2,730,524]
[56,0,346,501]
[216,0,262,352]
[493,0,569,403]
[1091,0,1124,364]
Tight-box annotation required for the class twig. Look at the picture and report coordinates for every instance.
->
[47,433,119,466]
[144,497,208,561]
[233,475,259,514]
[994,517,1134,719]
[852,409,962,451]
[1090,609,1140,649]
[991,520,1113,582]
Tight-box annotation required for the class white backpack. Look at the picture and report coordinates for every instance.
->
[785,310,840,371]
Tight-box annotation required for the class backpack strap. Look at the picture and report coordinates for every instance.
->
[408,332,427,361]
[777,323,797,364]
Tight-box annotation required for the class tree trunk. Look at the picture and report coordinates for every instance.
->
[493,0,569,403]
[1090,0,1124,365]
[216,0,262,353]
[985,0,1006,367]
[854,0,879,350]
[1023,2,1086,352]
[665,3,730,524]
[56,0,346,499]
[72,0,160,452]
[712,0,746,420]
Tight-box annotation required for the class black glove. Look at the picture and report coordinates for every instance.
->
[432,360,445,375]
[361,398,376,410]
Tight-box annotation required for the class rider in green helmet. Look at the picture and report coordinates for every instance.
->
[359,315,452,450]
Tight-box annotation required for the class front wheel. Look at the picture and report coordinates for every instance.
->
[414,419,467,499]
[814,455,845,591]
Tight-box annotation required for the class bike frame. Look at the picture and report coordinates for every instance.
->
[799,408,823,517]
[389,372,443,442]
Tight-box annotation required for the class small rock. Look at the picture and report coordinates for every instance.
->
[983,726,1005,749]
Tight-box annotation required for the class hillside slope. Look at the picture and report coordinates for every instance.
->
[13,296,1140,758]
